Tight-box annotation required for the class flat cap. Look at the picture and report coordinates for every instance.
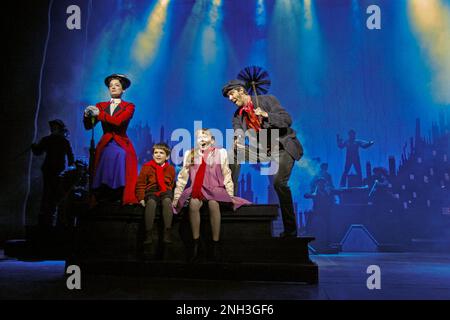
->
[221,79,246,97]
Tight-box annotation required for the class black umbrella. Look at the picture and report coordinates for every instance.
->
[237,65,271,109]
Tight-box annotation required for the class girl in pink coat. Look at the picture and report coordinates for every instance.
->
[172,129,250,261]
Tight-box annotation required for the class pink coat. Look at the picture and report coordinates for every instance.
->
[173,147,251,213]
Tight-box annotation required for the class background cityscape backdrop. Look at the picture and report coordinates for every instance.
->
[2,0,449,231]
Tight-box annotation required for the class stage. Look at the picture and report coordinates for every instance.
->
[2,0,450,304]
[1,250,449,300]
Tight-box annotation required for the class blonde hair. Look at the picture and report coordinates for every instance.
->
[187,128,214,166]
[195,128,212,138]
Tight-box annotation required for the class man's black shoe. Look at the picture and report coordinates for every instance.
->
[279,230,297,238]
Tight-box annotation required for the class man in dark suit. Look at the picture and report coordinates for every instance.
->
[32,119,74,226]
[222,79,303,238]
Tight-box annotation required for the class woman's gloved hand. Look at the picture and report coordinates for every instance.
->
[84,105,100,117]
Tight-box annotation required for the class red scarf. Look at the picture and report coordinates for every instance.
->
[239,98,261,132]
[191,147,214,200]
[148,160,167,196]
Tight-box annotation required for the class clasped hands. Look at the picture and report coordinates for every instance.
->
[84,105,100,117]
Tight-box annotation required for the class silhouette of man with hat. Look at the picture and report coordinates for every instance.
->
[32,119,74,226]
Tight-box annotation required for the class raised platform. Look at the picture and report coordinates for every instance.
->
[70,203,318,283]
[5,203,318,283]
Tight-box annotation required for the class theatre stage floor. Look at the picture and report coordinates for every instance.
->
[1,251,449,300]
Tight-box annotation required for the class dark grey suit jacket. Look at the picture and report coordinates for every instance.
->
[232,95,303,161]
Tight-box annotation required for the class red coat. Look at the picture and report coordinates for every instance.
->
[135,161,176,201]
[84,100,138,204]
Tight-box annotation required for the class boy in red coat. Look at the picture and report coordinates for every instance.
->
[136,143,175,246]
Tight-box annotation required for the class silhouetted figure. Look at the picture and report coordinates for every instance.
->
[310,162,335,194]
[305,177,335,251]
[368,167,394,208]
[337,129,374,187]
[31,119,74,226]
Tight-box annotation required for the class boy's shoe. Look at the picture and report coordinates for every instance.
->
[163,228,173,244]
[143,230,153,245]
